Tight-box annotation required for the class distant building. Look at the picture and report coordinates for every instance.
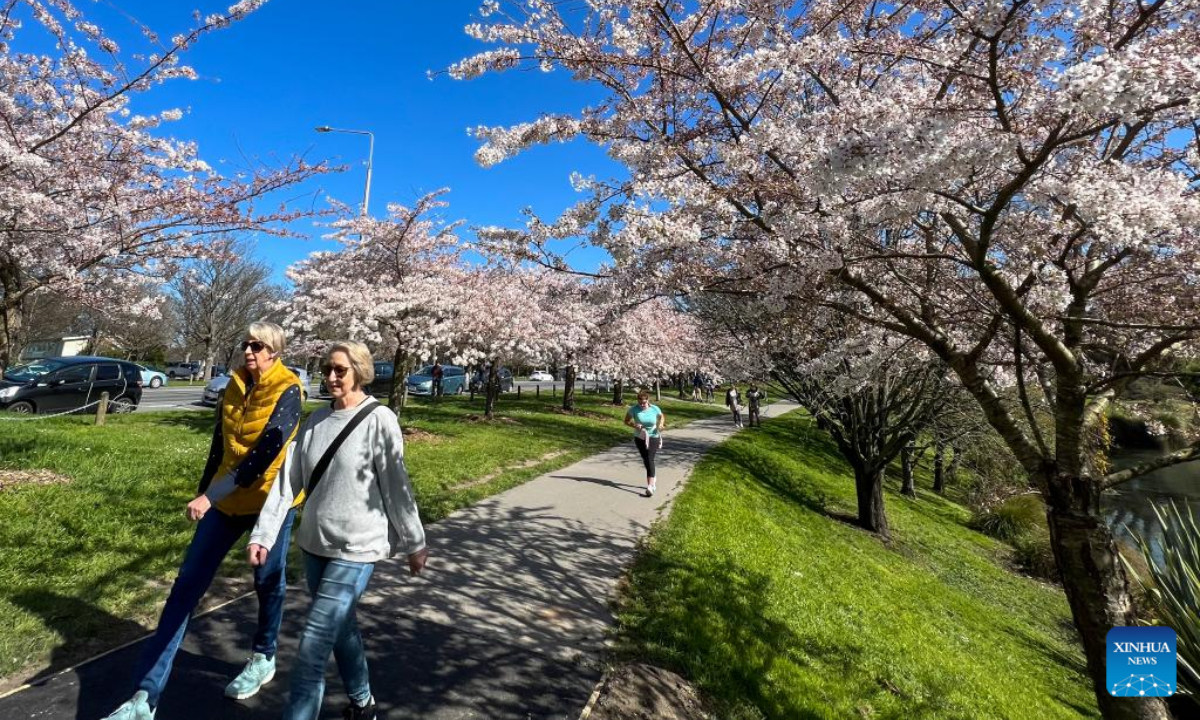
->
[20,336,92,360]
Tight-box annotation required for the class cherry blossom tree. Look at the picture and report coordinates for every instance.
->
[283,191,464,410]
[454,266,593,418]
[0,0,329,376]
[456,1,1200,715]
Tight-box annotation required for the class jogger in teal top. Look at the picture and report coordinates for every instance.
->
[624,389,666,497]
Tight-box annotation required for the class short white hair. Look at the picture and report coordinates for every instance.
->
[246,321,286,357]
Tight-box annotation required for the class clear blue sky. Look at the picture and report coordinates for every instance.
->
[71,1,622,282]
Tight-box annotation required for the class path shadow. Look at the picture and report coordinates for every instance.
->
[550,474,646,495]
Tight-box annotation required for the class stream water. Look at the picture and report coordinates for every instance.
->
[1103,448,1200,564]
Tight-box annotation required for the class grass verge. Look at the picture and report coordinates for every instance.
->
[0,391,722,684]
[615,411,1099,720]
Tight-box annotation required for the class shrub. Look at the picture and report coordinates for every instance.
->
[972,494,1045,543]
[1124,502,1200,704]
[1012,532,1059,582]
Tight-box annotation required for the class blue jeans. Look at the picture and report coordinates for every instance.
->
[284,552,376,720]
[134,507,296,707]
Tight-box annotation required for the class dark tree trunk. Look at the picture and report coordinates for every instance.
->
[933,441,946,494]
[1044,488,1171,720]
[654,380,661,402]
[612,378,625,406]
[562,364,576,411]
[854,466,889,539]
[389,347,408,414]
[677,374,686,399]
[484,361,500,419]
[947,445,961,485]
[900,443,916,497]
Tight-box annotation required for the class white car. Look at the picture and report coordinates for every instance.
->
[529,370,554,382]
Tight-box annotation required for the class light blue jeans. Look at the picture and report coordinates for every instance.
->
[283,551,376,720]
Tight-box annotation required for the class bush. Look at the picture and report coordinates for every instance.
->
[972,494,1045,543]
[1012,532,1059,582]
[972,495,1060,582]
[1124,502,1200,704]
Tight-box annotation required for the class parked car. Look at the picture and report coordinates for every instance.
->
[470,367,514,394]
[201,365,310,406]
[137,365,169,389]
[406,364,468,396]
[529,370,554,382]
[0,356,143,414]
[165,361,201,379]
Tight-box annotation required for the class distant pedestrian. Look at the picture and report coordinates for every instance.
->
[249,340,427,720]
[431,362,444,397]
[624,389,665,497]
[691,372,703,401]
[747,383,767,427]
[704,376,716,403]
[725,385,743,428]
[103,322,303,720]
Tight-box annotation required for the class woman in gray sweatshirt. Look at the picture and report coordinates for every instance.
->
[248,340,427,720]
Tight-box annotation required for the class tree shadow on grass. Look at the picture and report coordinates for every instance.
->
[619,552,852,720]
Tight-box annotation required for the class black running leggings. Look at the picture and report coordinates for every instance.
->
[635,436,660,478]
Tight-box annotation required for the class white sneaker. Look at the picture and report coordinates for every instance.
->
[103,691,156,719]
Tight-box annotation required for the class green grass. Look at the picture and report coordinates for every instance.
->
[616,411,1099,720]
[0,391,723,682]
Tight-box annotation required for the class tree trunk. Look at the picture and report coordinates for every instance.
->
[1046,499,1171,720]
[933,441,946,494]
[0,300,20,379]
[612,377,625,406]
[854,466,890,539]
[484,361,500,419]
[562,364,576,411]
[901,444,916,497]
[677,373,686,399]
[389,347,407,414]
[654,379,661,402]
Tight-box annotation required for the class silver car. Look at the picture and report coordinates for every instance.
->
[201,366,311,406]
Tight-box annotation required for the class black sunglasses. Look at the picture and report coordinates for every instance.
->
[322,364,351,379]
[241,340,270,353]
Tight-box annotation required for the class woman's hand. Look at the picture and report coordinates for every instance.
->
[408,547,429,576]
[186,495,212,522]
[247,543,269,567]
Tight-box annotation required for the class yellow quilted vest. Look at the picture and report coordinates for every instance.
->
[214,360,302,516]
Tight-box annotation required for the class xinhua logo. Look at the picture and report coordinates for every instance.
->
[1107,626,1176,697]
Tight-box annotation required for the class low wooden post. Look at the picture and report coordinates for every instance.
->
[517,385,522,398]
[536,385,540,398]
[553,383,557,397]
[95,392,109,426]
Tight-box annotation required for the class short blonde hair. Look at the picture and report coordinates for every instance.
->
[246,321,286,357]
[325,341,374,387]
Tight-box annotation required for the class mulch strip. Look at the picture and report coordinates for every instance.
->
[0,469,72,493]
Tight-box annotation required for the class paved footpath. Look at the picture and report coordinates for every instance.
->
[0,402,795,720]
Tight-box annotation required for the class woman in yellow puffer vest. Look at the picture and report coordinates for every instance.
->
[104,321,304,720]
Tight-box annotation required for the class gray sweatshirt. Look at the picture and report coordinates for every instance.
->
[249,400,426,562]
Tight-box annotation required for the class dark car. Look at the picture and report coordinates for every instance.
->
[0,356,143,415]
[406,364,468,396]
[470,367,514,394]
[320,361,395,398]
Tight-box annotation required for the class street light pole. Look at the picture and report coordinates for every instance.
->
[315,125,374,216]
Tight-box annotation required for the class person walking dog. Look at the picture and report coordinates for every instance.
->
[104,322,303,719]
[248,340,427,720]
[624,389,665,497]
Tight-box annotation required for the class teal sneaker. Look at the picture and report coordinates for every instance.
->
[103,690,155,719]
[224,652,276,700]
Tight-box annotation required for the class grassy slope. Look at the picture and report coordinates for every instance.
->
[0,391,722,681]
[617,411,1099,720]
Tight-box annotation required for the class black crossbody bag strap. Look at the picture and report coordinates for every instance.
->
[306,399,380,497]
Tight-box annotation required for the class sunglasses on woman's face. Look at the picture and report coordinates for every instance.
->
[322,364,351,379]
[241,340,270,353]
